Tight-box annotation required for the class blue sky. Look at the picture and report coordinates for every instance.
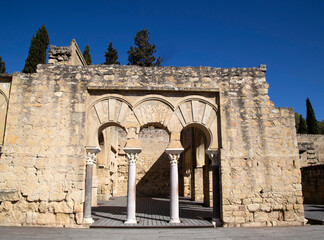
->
[1,0,323,120]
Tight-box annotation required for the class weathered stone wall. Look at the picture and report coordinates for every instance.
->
[0,67,88,227]
[0,63,305,227]
[301,165,324,204]
[218,67,304,226]
[297,134,324,167]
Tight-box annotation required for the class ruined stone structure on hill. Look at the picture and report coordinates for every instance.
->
[0,40,307,227]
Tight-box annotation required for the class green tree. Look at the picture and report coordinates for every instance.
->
[0,56,5,73]
[22,25,49,73]
[297,115,307,134]
[306,98,319,134]
[127,29,162,67]
[104,42,120,65]
[294,112,301,132]
[83,45,92,65]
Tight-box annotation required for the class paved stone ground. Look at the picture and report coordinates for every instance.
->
[91,197,213,227]
[304,204,324,224]
[0,225,323,240]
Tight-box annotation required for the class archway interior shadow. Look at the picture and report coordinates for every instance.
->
[136,152,170,197]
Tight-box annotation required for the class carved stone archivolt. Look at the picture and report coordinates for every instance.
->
[87,95,218,150]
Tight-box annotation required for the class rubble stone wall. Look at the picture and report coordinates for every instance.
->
[0,64,305,227]
[0,68,88,227]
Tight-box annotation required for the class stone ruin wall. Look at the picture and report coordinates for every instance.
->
[219,68,303,227]
[297,134,324,204]
[0,67,88,227]
[297,134,324,167]
[0,64,304,227]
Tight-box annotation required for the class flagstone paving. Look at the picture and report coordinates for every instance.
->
[91,196,214,228]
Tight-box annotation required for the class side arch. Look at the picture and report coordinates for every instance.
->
[170,97,219,150]
[86,96,137,147]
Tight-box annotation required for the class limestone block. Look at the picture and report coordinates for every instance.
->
[234,217,245,224]
[70,190,83,202]
[25,212,38,224]
[283,211,296,221]
[241,222,266,227]
[272,204,283,211]
[260,204,271,212]
[56,213,70,225]
[0,201,12,212]
[247,204,259,212]
[36,213,56,225]
[0,164,8,172]
[38,202,47,213]
[0,190,21,201]
[28,202,39,212]
[54,201,73,214]
[73,202,83,213]
[75,212,83,225]
[268,211,279,220]
[49,192,66,202]
[254,212,268,222]
[13,200,29,213]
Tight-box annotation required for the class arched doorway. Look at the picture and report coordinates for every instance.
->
[85,93,221,226]
[179,126,211,206]
[136,124,170,197]
[95,125,127,202]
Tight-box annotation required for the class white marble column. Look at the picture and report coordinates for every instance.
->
[165,148,183,224]
[123,147,141,224]
[83,147,101,224]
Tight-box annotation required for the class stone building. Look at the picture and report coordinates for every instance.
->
[0,40,306,227]
[297,134,324,204]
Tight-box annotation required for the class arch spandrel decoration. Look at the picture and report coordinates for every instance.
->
[86,95,219,150]
[133,99,174,129]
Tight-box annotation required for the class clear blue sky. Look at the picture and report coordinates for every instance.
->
[1,0,323,120]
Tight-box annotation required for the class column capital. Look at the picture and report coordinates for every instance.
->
[123,147,141,164]
[165,148,184,165]
[85,146,101,165]
[206,149,219,166]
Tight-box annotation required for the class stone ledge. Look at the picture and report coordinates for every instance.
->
[87,86,219,92]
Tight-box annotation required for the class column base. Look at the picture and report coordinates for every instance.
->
[169,219,181,224]
[83,217,94,224]
[212,218,222,228]
[124,218,137,224]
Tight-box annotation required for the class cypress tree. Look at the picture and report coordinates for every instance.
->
[294,112,301,132]
[306,98,319,134]
[127,29,163,67]
[297,115,307,134]
[22,25,49,73]
[83,45,92,65]
[104,42,120,65]
[0,56,5,73]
